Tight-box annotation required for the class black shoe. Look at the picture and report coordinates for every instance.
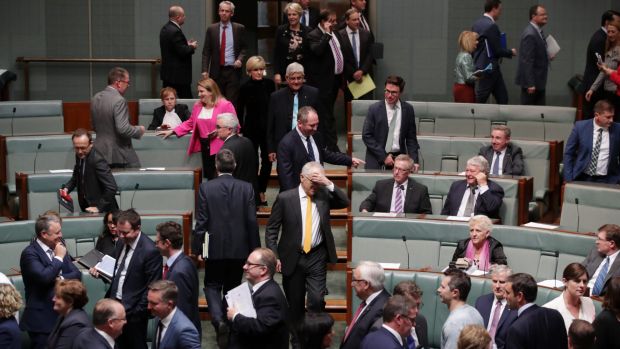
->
[216,321,230,349]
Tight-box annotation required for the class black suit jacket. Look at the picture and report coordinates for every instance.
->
[71,328,113,349]
[341,289,390,349]
[582,247,620,296]
[167,253,201,337]
[0,317,21,349]
[159,21,195,85]
[46,308,91,349]
[474,293,517,349]
[222,134,259,192]
[64,148,118,213]
[193,175,260,259]
[267,85,323,153]
[360,327,402,349]
[201,22,247,78]
[276,128,352,191]
[515,23,549,90]
[265,186,349,277]
[451,236,508,267]
[505,304,567,349]
[147,104,190,130]
[479,144,525,176]
[414,314,429,349]
[237,78,276,138]
[229,279,289,349]
[582,28,608,93]
[305,27,341,92]
[362,100,419,169]
[359,178,432,214]
[337,27,374,83]
[441,179,504,219]
[273,24,309,77]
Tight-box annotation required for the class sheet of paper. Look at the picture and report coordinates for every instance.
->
[95,255,116,279]
[49,169,73,173]
[202,233,209,259]
[348,74,376,99]
[523,222,559,230]
[537,279,563,289]
[372,212,398,218]
[446,216,471,222]
[140,167,166,171]
[225,282,257,318]
[546,34,560,58]
[378,263,401,269]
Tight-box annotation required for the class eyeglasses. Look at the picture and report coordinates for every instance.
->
[118,79,131,86]
[393,166,411,173]
[384,89,399,96]
[110,317,127,322]
[352,278,367,284]
[245,261,265,268]
[216,125,228,129]
[400,314,416,323]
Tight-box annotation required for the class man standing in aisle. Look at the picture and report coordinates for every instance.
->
[159,5,197,98]
[515,5,550,106]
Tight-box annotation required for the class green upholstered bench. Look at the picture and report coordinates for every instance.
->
[0,100,64,136]
[560,182,620,233]
[138,98,198,128]
[134,132,202,169]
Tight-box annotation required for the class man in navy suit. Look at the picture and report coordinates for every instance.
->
[478,125,524,176]
[441,156,504,219]
[504,273,567,349]
[72,299,127,349]
[103,209,162,349]
[338,8,374,101]
[515,5,550,106]
[361,295,419,349]
[147,280,200,349]
[472,0,517,104]
[341,261,390,349]
[564,100,620,183]
[19,213,81,348]
[362,76,420,170]
[474,265,517,349]
[277,106,363,191]
[218,113,259,199]
[154,221,201,337]
[159,6,197,99]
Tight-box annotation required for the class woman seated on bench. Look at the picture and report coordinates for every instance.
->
[450,215,507,272]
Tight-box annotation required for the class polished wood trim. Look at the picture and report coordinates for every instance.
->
[346,101,352,134]
[182,211,193,255]
[0,136,6,186]
[347,215,353,262]
[346,268,353,323]
[63,102,92,131]
[15,173,28,220]
[517,177,534,225]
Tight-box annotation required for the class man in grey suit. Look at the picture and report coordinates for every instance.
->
[515,5,550,106]
[478,125,524,176]
[581,224,620,296]
[91,67,145,168]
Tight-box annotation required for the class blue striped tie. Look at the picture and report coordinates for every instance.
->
[592,256,610,296]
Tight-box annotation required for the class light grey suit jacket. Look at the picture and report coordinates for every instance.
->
[91,86,143,167]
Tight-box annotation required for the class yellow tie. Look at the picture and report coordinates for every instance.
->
[303,196,313,253]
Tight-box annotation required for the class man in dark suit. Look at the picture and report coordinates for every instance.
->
[581,224,620,296]
[362,75,420,170]
[265,161,349,338]
[277,106,363,191]
[147,280,201,349]
[227,248,289,349]
[338,0,373,38]
[472,0,517,104]
[218,113,259,197]
[474,265,517,349]
[201,1,247,109]
[478,125,524,176]
[515,5,550,106]
[392,281,428,349]
[360,295,419,349]
[342,261,390,349]
[360,154,432,214]
[504,273,567,349]
[154,221,200,337]
[159,6,197,99]
[564,100,620,183]
[282,0,319,28]
[72,299,126,349]
[103,209,162,349]
[306,9,344,151]
[192,149,260,339]
[441,156,505,219]
[19,213,81,348]
[338,8,374,101]
[60,128,118,213]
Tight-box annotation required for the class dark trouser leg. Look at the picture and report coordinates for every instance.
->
[116,312,148,349]
[491,71,509,104]
[162,81,193,99]
[303,246,328,312]
[320,82,340,152]
[200,138,216,179]
[521,88,546,106]
[248,134,272,194]
[476,70,509,104]
[204,259,245,328]
[28,331,49,349]
[215,68,241,111]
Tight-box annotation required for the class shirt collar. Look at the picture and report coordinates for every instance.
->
[171,20,181,29]
[382,324,404,346]
[530,21,542,32]
[36,238,53,254]
[364,289,384,305]
[95,328,116,349]
[298,185,310,200]
[346,26,357,35]
[166,250,182,267]
[220,21,231,28]
[386,99,401,110]
[161,307,177,327]
[593,119,608,132]
[517,302,535,317]
[127,232,142,250]
[252,279,270,293]
[295,126,311,141]
[484,13,495,23]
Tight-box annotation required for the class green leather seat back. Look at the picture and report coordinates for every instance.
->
[0,101,64,136]
[137,98,198,128]
[560,182,620,233]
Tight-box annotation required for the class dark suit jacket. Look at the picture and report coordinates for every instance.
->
[305,27,341,92]
[19,241,81,333]
[273,24,309,77]
[0,317,21,349]
[515,23,549,90]
[229,279,289,349]
[479,144,525,176]
[46,308,91,349]
[157,308,201,349]
[222,134,259,192]
[71,328,113,349]
[472,15,513,72]
[237,78,276,139]
[593,309,620,349]
[582,28,608,93]
[440,179,505,219]
[474,293,517,349]
[505,304,567,349]
[147,104,190,130]
[267,85,323,153]
[276,128,352,191]
[64,148,118,213]
[192,174,260,259]
[337,27,374,83]
[265,186,349,277]
[414,314,429,349]
[563,119,620,183]
[359,178,432,214]
[582,247,620,296]
[159,21,195,85]
[341,289,390,349]
[360,326,403,349]
[362,100,419,169]
[167,253,201,337]
[105,233,161,317]
[201,22,247,78]
[451,237,508,266]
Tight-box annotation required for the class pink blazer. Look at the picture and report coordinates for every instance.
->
[174,98,236,155]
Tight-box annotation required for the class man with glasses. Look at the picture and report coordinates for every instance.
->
[72,299,127,349]
[581,224,620,296]
[227,248,289,348]
[515,5,550,106]
[91,67,145,168]
[392,280,429,349]
[360,295,419,349]
[360,154,432,214]
[362,75,420,170]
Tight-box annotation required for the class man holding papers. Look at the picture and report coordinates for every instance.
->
[338,8,374,101]
[227,248,289,349]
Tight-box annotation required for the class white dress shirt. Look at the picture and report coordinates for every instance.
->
[157,307,177,344]
[346,26,361,67]
[385,100,402,152]
[588,250,619,289]
[592,120,610,176]
[456,184,490,217]
[390,180,408,213]
[485,298,507,332]
[490,148,507,175]
[162,109,183,129]
[115,232,141,300]
[296,127,321,163]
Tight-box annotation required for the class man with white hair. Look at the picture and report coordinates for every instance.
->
[441,155,504,219]
[217,113,258,194]
[341,261,390,349]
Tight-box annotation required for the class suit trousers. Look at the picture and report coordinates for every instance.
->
[475,69,509,104]
[28,331,49,349]
[215,67,241,111]
[162,81,193,99]
[117,312,148,349]
[247,133,272,193]
[199,137,217,179]
[204,258,245,327]
[319,75,343,152]
[520,87,546,106]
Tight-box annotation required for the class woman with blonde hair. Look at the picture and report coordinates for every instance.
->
[457,324,491,349]
[453,31,479,103]
[273,2,308,85]
[0,282,22,349]
[450,215,507,272]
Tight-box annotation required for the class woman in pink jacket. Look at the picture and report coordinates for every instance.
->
[158,78,236,178]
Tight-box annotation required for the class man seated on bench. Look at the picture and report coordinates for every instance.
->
[478,125,524,176]
[359,154,432,214]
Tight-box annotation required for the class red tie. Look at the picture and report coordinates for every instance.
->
[162,265,169,280]
[220,25,227,66]
[343,301,366,341]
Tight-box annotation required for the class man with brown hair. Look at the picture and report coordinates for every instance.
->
[582,223,620,296]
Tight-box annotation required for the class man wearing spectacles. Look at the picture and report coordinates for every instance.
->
[360,295,419,349]
[72,299,127,349]
[582,224,620,296]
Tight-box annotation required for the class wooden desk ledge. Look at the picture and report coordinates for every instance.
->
[198,298,347,313]
[257,207,349,218]
[269,168,348,179]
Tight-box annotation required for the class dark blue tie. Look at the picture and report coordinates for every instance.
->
[406,334,416,349]
[307,137,315,161]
